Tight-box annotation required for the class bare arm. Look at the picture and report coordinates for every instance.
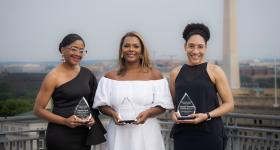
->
[169,66,181,100]
[207,65,234,118]
[169,66,183,123]
[136,106,165,124]
[99,105,123,125]
[33,72,83,128]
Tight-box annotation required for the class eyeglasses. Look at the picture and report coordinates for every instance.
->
[65,46,87,55]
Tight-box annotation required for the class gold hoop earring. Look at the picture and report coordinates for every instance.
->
[139,55,143,60]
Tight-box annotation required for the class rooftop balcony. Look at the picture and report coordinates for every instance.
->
[0,113,280,150]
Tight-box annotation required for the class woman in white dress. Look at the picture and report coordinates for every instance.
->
[93,31,174,150]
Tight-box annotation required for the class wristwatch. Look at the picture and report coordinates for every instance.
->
[206,112,212,121]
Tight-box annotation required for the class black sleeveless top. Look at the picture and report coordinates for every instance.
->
[51,66,97,118]
[46,67,99,150]
[172,62,224,137]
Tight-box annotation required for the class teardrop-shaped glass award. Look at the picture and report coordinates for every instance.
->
[74,97,92,122]
[177,92,196,120]
[117,97,137,124]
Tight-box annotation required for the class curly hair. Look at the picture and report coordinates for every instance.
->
[182,23,210,43]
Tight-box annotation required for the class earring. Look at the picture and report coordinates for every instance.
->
[139,55,143,60]
[61,54,65,63]
[121,53,124,59]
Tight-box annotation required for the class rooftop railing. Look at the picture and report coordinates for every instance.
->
[1,113,280,150]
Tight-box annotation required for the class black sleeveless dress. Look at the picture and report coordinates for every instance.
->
[46,67,99,150]
[172,62,226,150]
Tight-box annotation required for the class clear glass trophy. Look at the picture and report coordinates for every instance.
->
[177,92,196,120]
[117,97,137,124]
[74,97,92,123]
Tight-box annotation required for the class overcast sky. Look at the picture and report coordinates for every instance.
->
[0,0,279,62]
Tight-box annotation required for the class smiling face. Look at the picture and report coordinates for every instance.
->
[184,34,207,65]
[121,36,142,64]
[61,40,85,66]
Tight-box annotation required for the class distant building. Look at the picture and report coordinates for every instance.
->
[3,64,48,73]
[0,111,47,150]
[240,64,278,78]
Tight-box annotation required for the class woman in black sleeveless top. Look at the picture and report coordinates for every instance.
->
[169,23,234,150]
[33,34,106,150]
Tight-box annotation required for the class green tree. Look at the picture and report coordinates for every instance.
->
[0,83,12,100]
[0,99,33,117]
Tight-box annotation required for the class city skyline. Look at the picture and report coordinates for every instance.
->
[0,0,280,62]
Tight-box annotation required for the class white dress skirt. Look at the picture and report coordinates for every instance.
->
[93,76,174,150]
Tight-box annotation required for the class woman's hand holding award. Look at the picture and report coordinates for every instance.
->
[74,97,92,124]
[177,92,196,120]
[117,97,137,125]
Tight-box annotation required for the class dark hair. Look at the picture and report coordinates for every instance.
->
[59,33,85,53]
[182,23,210,43]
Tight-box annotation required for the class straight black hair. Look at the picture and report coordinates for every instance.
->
[59,33,85,53]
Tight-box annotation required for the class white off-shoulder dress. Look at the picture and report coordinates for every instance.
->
[93,76,174,150]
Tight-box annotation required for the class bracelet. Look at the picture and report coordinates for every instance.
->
[206,112,211,121]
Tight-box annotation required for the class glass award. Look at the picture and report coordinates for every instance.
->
[74,97,92,123]
[177,92,196,120]
[117,97,137,124]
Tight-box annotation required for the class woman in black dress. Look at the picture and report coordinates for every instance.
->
[170,23,234,150]
[33,33,105,150]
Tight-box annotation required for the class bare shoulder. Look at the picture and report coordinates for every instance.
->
[208,63,223,74]
[150,68,163,80]
[207,63,226,81]
[41,67,59,88]
[47,67,59,81]
[170,65,182,78]
[104,69,118,80]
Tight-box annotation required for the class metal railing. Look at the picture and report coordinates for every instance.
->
[223,113,280,150]
[0,129,45,150]
[1,113,280,150]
